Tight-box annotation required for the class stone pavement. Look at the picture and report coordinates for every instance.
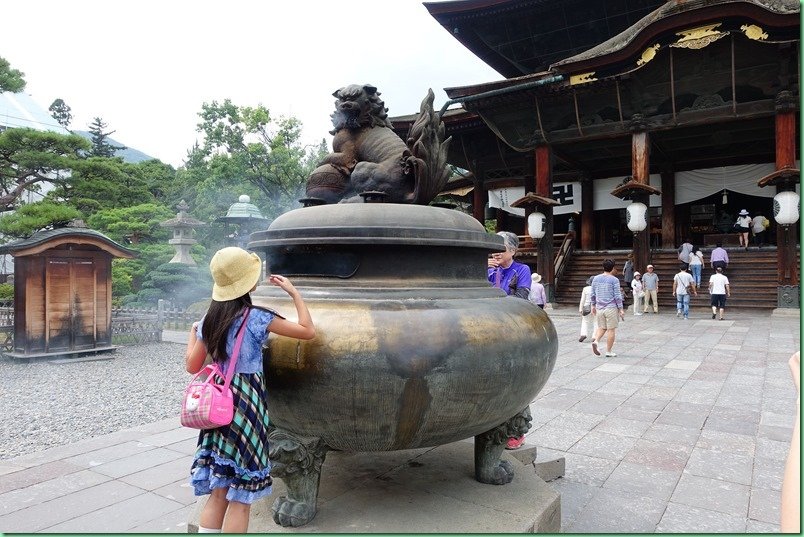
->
[0,307,798,533]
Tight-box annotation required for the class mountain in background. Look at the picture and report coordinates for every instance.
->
[73,130,155,163]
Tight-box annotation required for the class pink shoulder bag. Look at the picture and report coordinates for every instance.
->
[181,309,250,429]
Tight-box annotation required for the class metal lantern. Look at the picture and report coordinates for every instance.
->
[626,202,648,232]
[527,211,546,240]
[773,191,800,225]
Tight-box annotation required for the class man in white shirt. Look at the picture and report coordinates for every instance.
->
[672,265,698,319]
[708,267,731,320]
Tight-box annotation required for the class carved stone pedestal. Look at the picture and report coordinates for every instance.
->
[188,440,561,533]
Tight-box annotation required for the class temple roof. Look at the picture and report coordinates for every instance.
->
[424,0,666,77]
[0,226,137,258]
[552,0,800,73]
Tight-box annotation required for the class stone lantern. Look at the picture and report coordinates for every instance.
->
[160,200,205,265]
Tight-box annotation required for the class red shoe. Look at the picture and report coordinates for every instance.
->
[505,435,526,450]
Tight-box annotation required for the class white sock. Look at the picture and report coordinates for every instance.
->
[198,526,221,533]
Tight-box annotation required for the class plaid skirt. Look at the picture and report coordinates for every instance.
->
[189,372,273,504]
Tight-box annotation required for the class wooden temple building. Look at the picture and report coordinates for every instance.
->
[391,0,800,308]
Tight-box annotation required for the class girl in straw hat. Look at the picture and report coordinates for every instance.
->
[185,247,315,533]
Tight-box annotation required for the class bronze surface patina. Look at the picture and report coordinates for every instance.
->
[305,84,451,205]
[249,87,558,528]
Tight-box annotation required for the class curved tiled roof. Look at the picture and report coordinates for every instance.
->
[551,0,800,71]
[0,227,136,258]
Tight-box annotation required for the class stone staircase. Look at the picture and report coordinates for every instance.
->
[554,247,795,310]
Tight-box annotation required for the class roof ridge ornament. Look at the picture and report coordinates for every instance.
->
[670,23,728,50]
[740,24,768,41]
[636,44,661,67]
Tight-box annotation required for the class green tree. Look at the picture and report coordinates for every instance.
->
[0,56,25,93]
[112,243,176,302]
[86,203,173,244]
[48,98,73,129]
[0,127,89,211]
[134,159,177,200]
[129,262,211,307]
[87,117,125,158]
[50,157,155,214]
[0,200,82,239]
[192,100,320,219]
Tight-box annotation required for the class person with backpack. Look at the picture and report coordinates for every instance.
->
[184,247,316,533]
[751,212,769,248]
[677,239,693,270]
[672,264,698,320]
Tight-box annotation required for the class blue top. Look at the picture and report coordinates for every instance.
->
[196,308,275,374]
[590,273,623,310]
[488,261,532,296]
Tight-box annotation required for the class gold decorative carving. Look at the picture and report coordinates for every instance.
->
[740,24,768,41]
[570,72,597,85]
[670,23,728,50]
[637,44,660,66]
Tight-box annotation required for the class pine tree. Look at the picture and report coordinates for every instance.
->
[87,117,125,157]
[48,98,72,128]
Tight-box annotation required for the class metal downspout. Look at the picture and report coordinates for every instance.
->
[438,75,565,117]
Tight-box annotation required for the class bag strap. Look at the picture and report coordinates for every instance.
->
[222,308,251,389]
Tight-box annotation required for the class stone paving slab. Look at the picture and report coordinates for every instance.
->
[0,307,797,533]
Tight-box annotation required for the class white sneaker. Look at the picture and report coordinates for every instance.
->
[676,311,681,317]
[605,351,617,357]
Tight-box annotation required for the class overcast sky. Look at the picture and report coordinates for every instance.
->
[1,0,502,167]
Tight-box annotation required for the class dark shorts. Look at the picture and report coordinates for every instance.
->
[711,294,727,309]
[712,260,728,271]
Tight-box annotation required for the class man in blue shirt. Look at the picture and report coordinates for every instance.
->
[590,258,625,357]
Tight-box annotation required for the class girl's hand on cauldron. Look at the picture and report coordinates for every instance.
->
[268,274,299,297]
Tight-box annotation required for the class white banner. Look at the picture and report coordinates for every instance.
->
[488,182,581,217]
[488,162,800,216]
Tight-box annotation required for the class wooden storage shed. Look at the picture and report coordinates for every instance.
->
[0,226,135,359]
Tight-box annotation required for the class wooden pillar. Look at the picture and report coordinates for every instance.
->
[774,91,799,287]
[581,178,594,250]
[534,145,555,300]
[472,176,487,224]
[631,129,650,272]
[661,171,676,249]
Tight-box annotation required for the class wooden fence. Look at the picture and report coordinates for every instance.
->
[0,299,13,352]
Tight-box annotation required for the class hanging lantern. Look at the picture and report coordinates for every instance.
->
[626,202,648,232]
[721,189,728,205]
[773,191,800,225]
[527,211,546,240]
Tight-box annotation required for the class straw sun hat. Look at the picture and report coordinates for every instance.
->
[210,247,262,301]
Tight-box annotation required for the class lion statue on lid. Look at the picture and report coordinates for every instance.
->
[304,84,451,205]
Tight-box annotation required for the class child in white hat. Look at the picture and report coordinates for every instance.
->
[630,271,644,315]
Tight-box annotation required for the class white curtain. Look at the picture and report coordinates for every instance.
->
[675,162,799,204]
[488,162,799,215]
